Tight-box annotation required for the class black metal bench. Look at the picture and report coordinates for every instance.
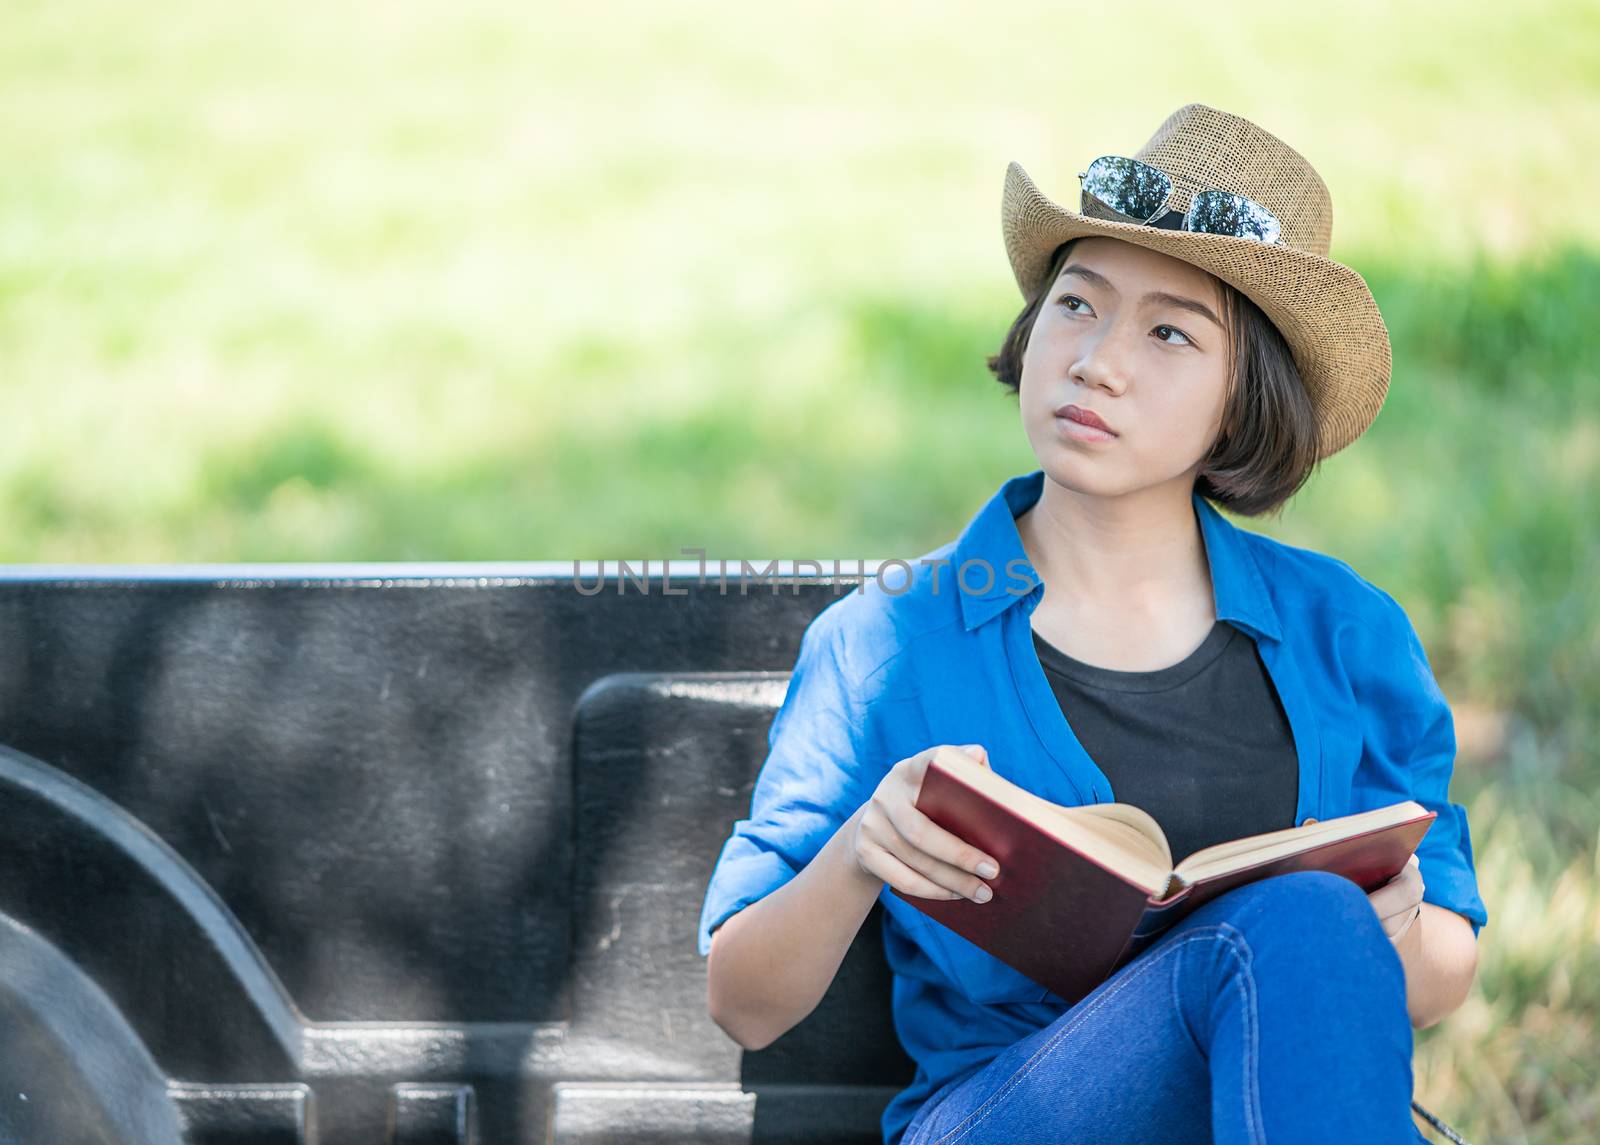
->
[0,563,911,1144]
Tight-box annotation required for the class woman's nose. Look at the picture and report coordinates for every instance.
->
[1072,342,1132,394]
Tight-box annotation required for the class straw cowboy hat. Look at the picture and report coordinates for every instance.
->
[1001,102,1391,460]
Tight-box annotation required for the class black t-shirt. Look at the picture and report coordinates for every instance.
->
[1031,619,1299,866]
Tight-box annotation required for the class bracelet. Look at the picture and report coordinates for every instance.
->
[1392,903,1422,942]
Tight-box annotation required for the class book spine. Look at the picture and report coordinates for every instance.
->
[1122,884,1198,961]
[1103,925,1142,979]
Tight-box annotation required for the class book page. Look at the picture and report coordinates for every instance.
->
[1170,802,1426,884]
[1060,803,1174,871]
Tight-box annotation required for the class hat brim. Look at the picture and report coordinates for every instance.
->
[1002,160,1391,460]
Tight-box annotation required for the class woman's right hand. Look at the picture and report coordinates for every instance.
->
[849,744,1001,904]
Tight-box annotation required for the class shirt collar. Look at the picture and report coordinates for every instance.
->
[952,469,1283,643]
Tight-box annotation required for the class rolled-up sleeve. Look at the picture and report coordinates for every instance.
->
[1374,600,1490,938]
[696,606,877,958]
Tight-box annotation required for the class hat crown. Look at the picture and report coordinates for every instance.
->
[1130,103,1332,257]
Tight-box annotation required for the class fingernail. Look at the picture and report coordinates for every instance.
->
[974,885,992,903]
[977,861,998,878]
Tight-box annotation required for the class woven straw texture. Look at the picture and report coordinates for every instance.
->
[1002,103,1391,460]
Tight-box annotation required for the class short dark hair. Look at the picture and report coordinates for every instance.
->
[986,239,1322,518]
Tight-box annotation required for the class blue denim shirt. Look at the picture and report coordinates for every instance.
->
[697,468,1488,1145]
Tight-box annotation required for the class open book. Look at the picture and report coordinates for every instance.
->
[890,745,1435,1007]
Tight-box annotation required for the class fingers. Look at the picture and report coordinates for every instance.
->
[854,807,993,903]
[1367,854,1425,931]
[1369,882,1423,923]
[859,746,1002,903]
[881,794,998,901]
[867,847,965,901]
[894,759,999,873]
[876,822,994,902]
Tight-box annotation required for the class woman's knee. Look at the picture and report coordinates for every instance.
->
[1168,871,1409,1039]
[1166,872,1414,1094]
[1195,870,1397,962]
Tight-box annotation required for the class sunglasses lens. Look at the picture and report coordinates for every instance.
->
[1185,190,1282,244]
[1080,156,1171,223]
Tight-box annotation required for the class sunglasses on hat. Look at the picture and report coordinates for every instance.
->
[1077,155,1284,245]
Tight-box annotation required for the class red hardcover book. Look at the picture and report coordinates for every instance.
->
[891,746,1436,1007]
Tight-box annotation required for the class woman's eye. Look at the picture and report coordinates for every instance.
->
[1154,324,1193,346]
[1057,294,1091,315]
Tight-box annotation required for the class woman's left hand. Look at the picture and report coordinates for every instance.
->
[1367,853,1425,945]
[1303,820,1424,946]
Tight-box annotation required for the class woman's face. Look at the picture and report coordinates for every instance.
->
[1018,236,1233,499]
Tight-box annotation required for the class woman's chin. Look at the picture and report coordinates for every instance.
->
[1032,454,1124,497]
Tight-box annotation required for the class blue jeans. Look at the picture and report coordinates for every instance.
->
[901,870,1426,1145]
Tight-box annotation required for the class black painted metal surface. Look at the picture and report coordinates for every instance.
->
[0,563,915,1144]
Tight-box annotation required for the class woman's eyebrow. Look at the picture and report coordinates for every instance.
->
[1143,290,1224,331]
[1058,264,1224,331]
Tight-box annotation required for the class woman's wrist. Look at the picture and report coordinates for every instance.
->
[836,803,886,896]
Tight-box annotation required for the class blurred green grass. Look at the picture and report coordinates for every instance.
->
[2,1,1597,1138]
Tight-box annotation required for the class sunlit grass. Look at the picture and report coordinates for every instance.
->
[1417,784,1600,1142]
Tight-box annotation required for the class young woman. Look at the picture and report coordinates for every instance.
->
[697,104,1488,1145]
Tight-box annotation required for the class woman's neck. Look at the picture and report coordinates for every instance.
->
[1016,475,1218,669]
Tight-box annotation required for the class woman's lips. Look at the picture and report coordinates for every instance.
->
[1053,405,1118,442]
[1054,404,1117,434]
